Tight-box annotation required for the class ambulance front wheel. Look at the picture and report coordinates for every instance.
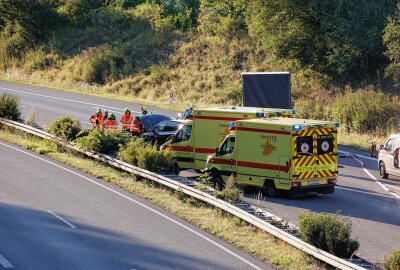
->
[266,181,277,197]
[212,174,225,191]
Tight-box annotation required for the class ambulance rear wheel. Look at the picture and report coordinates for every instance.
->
[266,181,277,197]
[212,174,225,191]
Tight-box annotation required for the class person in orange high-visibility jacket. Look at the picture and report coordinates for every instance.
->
[89,109,103,127]
[121,108,133,131]
[130,115,144,136]
[103,113,118,130]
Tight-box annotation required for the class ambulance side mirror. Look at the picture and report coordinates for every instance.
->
[379,144,384,150]
[215,147,220,156]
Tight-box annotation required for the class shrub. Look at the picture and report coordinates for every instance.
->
[75,129,130,154]
[385,250,400,270]
[298,212,359,258]
[75,128,91,139]
[331,90,399,133]
[24,107,37,126]
[0,93,21,120]
[23,47,59,71]
[119,139,174,172]
[48,116,81,141]
[82,46,124,84]
[214,176,243,204]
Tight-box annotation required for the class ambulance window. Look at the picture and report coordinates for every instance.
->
[219,137,235,155]
[296,136,313,155]
[175,125,192,142]
[317,134,334,155]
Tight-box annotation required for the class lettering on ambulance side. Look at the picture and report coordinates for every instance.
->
[294,164,335,173]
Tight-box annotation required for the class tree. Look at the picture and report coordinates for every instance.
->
[384,3,400,87]
[198,0,245,37]
[242,0,397,80]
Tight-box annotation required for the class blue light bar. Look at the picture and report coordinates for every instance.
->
[228,121,236,131]
[256,112,265,117]
[335,122,340,127]
[292,109,297,114]
[293,124,302,131]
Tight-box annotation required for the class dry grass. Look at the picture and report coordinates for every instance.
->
[0,125,326,270]
[338,131,387,152]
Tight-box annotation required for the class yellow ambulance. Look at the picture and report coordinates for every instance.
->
[206,118,339,197]
[160,107,294,172]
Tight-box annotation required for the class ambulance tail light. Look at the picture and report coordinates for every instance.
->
[292,109,297,115]
[228,121,236,131]
[328,178,337,184]
[292,181,301,187]
[292,124,302,131]
[335,122,340,127]
[256,112,265,117]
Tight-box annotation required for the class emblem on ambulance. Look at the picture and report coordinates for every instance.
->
[262,140,277,156]
[321,141,329,152]
[300,143,310,153]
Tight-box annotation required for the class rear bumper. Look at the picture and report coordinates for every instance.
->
[290,184,335,197]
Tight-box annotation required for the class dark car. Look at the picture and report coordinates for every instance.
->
[141,119,185,147]
[130,114,172,135]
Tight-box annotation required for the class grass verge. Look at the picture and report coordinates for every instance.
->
[338,132,386,152]
[0,125,324,270]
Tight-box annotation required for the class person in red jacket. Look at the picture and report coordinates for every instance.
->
[130,115,144,136]
[103,113,118,130]
[89,109,103,128]
[121,108,133,131]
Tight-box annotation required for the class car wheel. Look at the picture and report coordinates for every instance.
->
[379,162,389,179]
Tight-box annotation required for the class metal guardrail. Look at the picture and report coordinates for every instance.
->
[0,118,368,270]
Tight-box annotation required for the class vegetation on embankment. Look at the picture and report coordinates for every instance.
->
[1,1,400,137]
[0,124,325,270]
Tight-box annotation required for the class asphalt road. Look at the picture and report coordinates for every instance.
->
[1,80,399,263]
[0,81,176,129]
[0,140,270,270]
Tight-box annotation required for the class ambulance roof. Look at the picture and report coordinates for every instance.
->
[239,118,339,127]
[196,107,293,114]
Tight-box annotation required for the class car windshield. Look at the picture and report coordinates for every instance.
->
[141,115,172,131]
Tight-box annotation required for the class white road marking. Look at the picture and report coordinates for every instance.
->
[0,142,263,270]
[47,210,77,229]
[0,87,140,114]
[349,154,400,200]
[0,253,14,268]
[80,121,93,126]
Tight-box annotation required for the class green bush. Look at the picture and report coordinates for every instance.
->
[332,90,399,133]
[0,93,21,120]
[298,212,359,258]
[23,47,59,71]
[75,128,130,154]
[119,139,174,172]
[214,176,243,204]
[82,46,124,84]
[48,116,81,141]
[385,250,400,270]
